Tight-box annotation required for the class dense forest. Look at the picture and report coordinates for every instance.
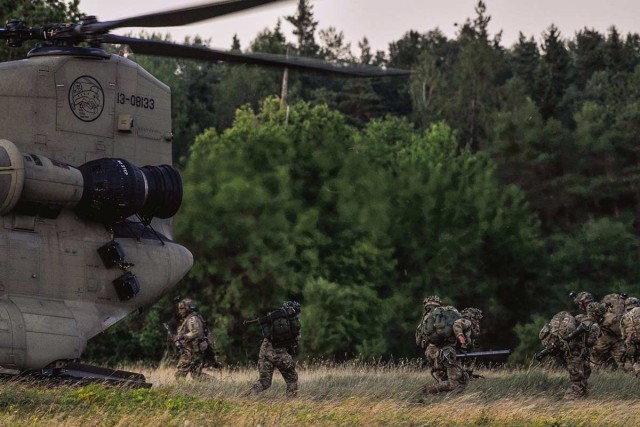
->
[3,0,640,364]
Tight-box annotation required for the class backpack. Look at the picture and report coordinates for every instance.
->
[193,313,221,368]
[419,306,461,345]
[540,311,577,347]
[621,307,640,343]
[601,293,626,317]
[260,305,301,348]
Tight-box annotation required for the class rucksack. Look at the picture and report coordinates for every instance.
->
[540,311,577,347]
[194,314,221,368]
[621,307,640,343]
[601,293,626,317]
[260,305,301,348]
[418,306,461,345]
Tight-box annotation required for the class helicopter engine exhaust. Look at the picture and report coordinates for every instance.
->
[75,158,183,223]
[0,139,182,222]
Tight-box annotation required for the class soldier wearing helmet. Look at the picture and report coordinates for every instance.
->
[570,291,595,312]
[454,308,483,350]
[174,298,216,381]
[415,295,470,395]
[625,297,640,311]
[564,302,601,398]
[587,293,627,370]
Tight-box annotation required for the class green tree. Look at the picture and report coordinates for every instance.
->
[535,25,571,121]
[509,33,540,98]
[285,0,319,57]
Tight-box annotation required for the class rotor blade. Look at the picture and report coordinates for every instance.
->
[85,0,289,34]
[103,35,412,78]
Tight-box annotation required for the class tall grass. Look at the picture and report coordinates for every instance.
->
[1,363,639,426]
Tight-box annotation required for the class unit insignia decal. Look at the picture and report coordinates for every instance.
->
[69,76,104,122]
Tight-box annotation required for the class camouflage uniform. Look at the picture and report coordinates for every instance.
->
[416,296,443,373]
[174,298,208,381]
[572,292,628,371]
[454,308,483,375]
[423,342,469,395]
[590,305,626,371]
[454,308,483,351]
[417,298,472,395]
[244,302,301,397]
[564,303,602,398]
[246,338,299,396]
[620,297,640,376]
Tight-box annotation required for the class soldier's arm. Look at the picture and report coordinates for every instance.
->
[586,323,600,347]
[452,319,471,348]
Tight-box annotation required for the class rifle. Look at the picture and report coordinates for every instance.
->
[456,349,511,358]
[163,322,186,356]
[243,307,298,327]
[534,341,560,361]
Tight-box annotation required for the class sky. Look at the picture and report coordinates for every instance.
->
[77,0,640,52]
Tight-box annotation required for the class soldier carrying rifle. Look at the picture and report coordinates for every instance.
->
[166,298,221,381]
[242,301,301,397]
[536,302,604,399]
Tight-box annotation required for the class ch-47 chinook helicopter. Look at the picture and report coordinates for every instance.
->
[0,0,409,386]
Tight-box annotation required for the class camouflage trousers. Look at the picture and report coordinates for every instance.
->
[591,333,626,371]
[423,344,469,395]
[564,346,591,399]
[246,339,298,397]
[623,341,640,377]
[175,349,204,381]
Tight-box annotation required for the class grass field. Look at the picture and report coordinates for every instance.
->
[1,362,639,426]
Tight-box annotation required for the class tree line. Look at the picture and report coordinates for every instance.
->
[3,0,640,364]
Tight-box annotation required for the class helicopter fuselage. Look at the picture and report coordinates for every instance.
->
[0,48,192,371]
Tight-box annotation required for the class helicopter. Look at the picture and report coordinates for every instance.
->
[0,0,409,385]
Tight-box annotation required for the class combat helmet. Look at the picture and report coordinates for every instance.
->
[625,297,640,311]
[178,298,197,312]
[461,307,483,321]
[423,295,442,308]
[283,300,302,315]
[569,291,595,311]
[586,302,606,321]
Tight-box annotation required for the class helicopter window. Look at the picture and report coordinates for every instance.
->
[23,155,32,163]
[30,155,43,166]
[50,159,70,170]
[90,165,103,174]
[0,148,9,167]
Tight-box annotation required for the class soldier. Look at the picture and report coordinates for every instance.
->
[173,298,218,381]
[620,297,640,376]
[590,297,627,372]
[454,308,483,351]
[537,302,603,398]
[415,297,469,395]
[570,291,595,312]
[416,295,452,379]
[243,301,301,397]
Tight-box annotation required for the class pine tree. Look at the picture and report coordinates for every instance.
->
[285,0,319,57]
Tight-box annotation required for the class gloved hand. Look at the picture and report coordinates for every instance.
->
[457,335,469,350]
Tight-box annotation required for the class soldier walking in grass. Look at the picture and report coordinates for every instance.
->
[537,302,603,398]
[242,301,301,397]
[172,298,221,381]
[571,291,629,371]
[454,308,483,376]
[416,295,473,395]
